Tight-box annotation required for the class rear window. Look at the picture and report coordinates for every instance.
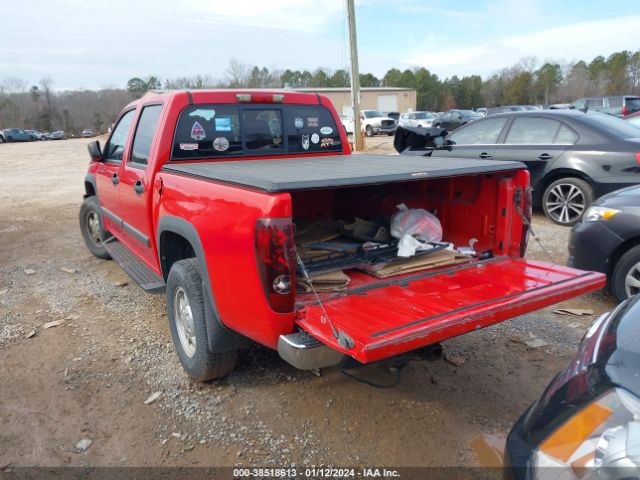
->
[581,113,640,139]
[626,97,640,113]
[172,104,342,160]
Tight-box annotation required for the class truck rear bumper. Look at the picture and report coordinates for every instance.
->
[277,331,346,370]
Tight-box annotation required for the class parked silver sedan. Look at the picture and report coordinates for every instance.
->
[398,111,438,128]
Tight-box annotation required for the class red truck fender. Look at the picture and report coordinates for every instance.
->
[156,215,248,353]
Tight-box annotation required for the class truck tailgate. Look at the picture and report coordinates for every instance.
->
[295,258,605,363]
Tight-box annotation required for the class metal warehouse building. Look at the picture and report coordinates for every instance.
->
[295,87,417,116]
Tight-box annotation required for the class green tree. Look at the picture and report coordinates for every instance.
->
[359,73,379,87]
[605,51,630,94]
[504,72,533,104]
[330,69,350,87]
[127,77,148,98]
[535,63,562,104]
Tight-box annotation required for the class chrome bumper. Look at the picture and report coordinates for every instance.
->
[277,331,345,370]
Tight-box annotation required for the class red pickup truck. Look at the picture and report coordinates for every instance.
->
[79,90,605,382]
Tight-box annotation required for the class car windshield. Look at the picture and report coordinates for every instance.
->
[364,111,385,118]
[414,112,434,119]
[582,113,640,139]
[172,103,342,160]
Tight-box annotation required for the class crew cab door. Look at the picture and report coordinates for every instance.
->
[117,104,163,270]
[431,116,508,160]
[95,108,137,234]
[492,116,578,190]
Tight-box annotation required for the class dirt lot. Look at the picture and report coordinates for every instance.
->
[0,137,616,469]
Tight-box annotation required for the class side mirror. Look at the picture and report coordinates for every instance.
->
[87,140,103,162]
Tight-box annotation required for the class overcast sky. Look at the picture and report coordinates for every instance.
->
[1,0,639,90]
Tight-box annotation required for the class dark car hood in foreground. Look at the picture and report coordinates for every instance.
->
[520,295,640,448]
[596,184,640,208]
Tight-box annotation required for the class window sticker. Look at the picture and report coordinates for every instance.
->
[190,121,206,140]
[188,109,215,121]
[294,117,304,129]
[179,143,199,151]
[213,137,230,152]
[320,138,335,148]
[320,126,333,135]
[311,133,320,144]
[301,134,310,150]
[307,117,319,127]
[215,117,232,132]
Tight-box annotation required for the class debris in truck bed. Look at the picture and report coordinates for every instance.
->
[309,239,362,253]
[343,217,391,243]
[295,219,343,246]
[362,249,469,278]
[296,270,351,293]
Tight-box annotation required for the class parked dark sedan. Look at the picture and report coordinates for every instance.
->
[428,110,640,225]
[505,295,640,478]
[432,109,482,130]
[568,185,640,302]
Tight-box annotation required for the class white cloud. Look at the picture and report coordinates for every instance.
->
[184,0,346,32]
[405,14,640,78]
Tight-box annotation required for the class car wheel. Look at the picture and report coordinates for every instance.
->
[417,124,422,128]
[0,136,4,144]
[434,123,441,128]
[365,125,374,137]
[612,246,640,302]
[542,178,593,226]
[79,197,111,259]
[167,258,238,382]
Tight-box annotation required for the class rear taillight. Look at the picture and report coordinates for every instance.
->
[635,152,640,166]
[255,218,295,313]
[622,105,628,116]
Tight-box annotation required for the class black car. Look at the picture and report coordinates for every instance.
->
[433,109,483,130]
[568,185,640,302]
[428,110,640,225]
[505,296,640,478]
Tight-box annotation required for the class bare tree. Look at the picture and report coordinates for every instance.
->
[225,59,250,88]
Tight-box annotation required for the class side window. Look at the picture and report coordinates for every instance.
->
[505,117,561,144]
[104,110,136,161]
[607,97,622,108]
[586,98,603,109]
[555,125,578,144]
[243,109,283,151]
[449,117,508,145]
[130,105,163,167]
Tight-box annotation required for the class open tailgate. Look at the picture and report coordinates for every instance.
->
[295,258,605,363]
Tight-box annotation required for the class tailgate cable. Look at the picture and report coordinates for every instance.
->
[515,193,558,265]
[295,250,354,349]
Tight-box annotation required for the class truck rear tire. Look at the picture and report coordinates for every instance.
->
[365,125,374,137]
[79,197,111,259]
[166,258,238,382]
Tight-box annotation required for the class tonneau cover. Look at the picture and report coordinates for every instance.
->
[162,154,525,193]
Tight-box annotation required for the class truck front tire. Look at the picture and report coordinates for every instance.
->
[166,258,238,382]
[79,197,111,259]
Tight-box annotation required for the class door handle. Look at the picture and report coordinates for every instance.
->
[134,180,144,194]
[479,152,492,159]
[111,173,119,185]
[538,153,553,160]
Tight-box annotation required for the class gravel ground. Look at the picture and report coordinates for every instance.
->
[0,137,617,469]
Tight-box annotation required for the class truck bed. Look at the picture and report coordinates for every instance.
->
[162,155,526,193]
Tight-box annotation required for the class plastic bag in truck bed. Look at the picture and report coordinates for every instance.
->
[390,204,442,243]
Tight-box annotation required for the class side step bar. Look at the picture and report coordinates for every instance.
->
[104,239,165,293]
[278,331,345,370]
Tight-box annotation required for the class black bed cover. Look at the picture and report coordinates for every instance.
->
[161,154,525,193]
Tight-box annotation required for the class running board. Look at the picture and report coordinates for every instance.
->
[104,239,165,293]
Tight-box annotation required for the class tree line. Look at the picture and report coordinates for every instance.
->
[1,50,639,134]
